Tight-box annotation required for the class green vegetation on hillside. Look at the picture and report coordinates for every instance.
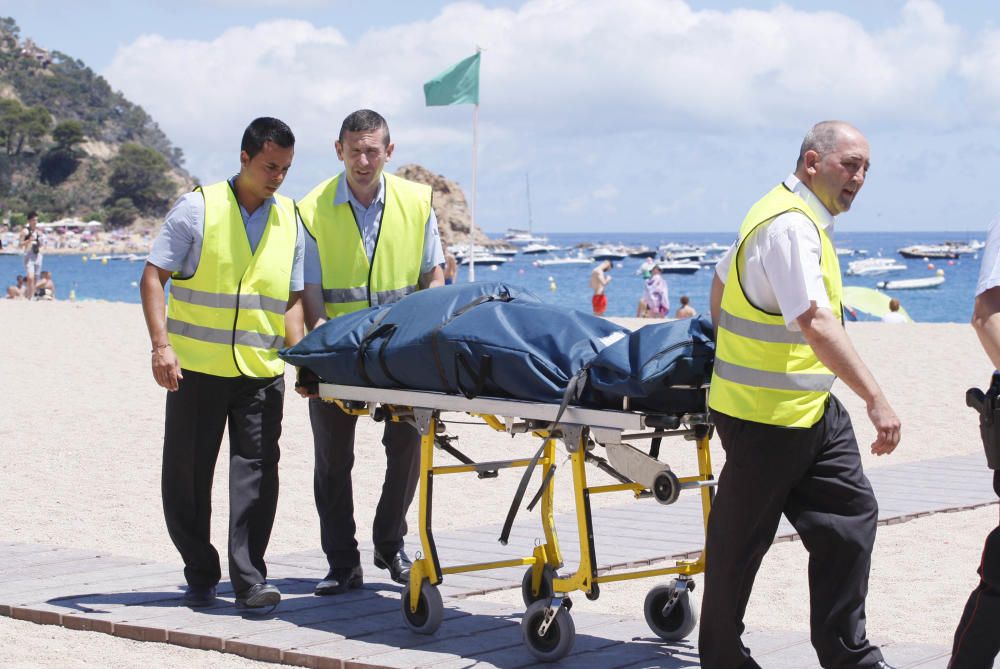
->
[0,17,190,226]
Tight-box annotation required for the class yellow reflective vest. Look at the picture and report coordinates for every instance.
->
[709,183,843,428]
[297,172,429,319]
[166,181,297,378]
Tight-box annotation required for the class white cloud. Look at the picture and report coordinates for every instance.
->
[100,0,994,229]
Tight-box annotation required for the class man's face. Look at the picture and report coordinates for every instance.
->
[804,129,870,216]
[27,216,37,229]
[239,140,294,201]
[336,127,394,193]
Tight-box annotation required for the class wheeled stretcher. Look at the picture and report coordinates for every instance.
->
[318,382,717,662]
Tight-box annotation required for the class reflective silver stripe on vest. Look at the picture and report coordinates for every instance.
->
[372,284,417,306]
[714,359,835,392]
[170,285,286,316]
[719,310,807,345]
[322,286,369,304]
[167,319,284,351]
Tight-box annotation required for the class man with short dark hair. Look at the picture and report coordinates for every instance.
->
[297,109,444,595]
[140,117,304,610]
[703,121,900,669]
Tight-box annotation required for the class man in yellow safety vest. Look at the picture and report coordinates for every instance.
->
[297,109,444,596]
[700,121,900,669]
[140,117,304,611]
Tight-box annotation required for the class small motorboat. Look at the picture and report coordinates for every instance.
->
[846,257,907,276]
[876,274,945,290]
[656,260,701,274]
[533,254,593,267]
[460,254,510,266]
[591,246,628,261]
[897,245,959,259]
[521,242,561,254]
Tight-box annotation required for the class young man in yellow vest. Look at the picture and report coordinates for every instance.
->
[701,121,901,669]
[297,109,444,595]
[140,117,304,610]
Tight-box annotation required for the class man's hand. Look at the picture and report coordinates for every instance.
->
[295,366,320,398]
[152,346,183,391]
[866,394,900,455]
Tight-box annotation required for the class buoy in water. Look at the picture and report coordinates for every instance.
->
[101,257,108,265]
[549,280,557,292]
[947,260,955,266]
[936,268,945,276]
[130,281,138,287]
[82,255,88,262]
[927,263,935,270]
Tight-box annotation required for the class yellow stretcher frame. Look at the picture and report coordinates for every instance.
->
[318,382,715,662]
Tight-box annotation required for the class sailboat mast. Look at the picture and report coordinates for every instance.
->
[525,173,533,233]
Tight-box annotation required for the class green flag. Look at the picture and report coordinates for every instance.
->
[424,52,480,106]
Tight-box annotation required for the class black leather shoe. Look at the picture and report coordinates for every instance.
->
[315,565,364,596]
[373,547,411,584]
[874,662,897,669]
[234,582,281,609]
[183,584,217,608]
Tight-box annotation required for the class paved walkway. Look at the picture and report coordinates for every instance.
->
[1,453,994,668]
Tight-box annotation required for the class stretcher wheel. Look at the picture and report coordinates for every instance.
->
[401,581,443,634]
[521,600,576,662]
[643,582,696,641]
[520,565,557,607]
[652,470,681,505]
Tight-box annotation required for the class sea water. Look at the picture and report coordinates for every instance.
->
[0,230,983,323]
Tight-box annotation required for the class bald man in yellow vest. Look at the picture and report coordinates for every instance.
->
[701,121,901,669]
[298,109,444,596]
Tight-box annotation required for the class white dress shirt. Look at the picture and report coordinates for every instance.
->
[976,215,1000,298]
[715,174,835,330]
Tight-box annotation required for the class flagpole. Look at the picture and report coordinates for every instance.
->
[468,100,478,282]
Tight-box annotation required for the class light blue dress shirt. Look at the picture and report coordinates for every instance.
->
[148,177,305,291]
[303,173,445,285]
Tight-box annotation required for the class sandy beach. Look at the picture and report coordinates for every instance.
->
[0,300,996,667]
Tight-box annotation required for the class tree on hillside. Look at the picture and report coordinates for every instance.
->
[52,119,85,150]
[107,143,171,215]
[0,98,51,155]
[40,119,87,185]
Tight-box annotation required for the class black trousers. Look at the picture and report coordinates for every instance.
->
[699,395,883,669]
[309,398,421,569]
[161,370,282,595]
[949,477,1000,669]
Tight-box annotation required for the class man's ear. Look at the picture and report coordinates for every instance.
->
[385,142,395,161]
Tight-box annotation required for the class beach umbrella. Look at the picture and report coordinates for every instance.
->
[842,286,912,322]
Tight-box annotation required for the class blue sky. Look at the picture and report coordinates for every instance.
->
[4,0,1000,235]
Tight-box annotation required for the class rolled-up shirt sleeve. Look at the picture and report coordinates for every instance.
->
[976,216,1000,297]
[421,208,446,274]
[760,215,829,328]
[147,193,201,274]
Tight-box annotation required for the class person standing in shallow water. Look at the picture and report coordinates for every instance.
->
[590,260,612,315]
[702,120,900,669]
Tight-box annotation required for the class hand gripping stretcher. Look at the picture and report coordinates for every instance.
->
[318,382,717,662]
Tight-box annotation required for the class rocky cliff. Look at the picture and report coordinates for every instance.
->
[394,163,490,248]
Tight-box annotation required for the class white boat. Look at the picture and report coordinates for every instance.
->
[656,260,701,274]
[460,254,509,266]
[533,254,593,267]
[876,275,945,290]
[627,246,658,259]
[521,242,561,254]
[492,246,519,257]
[591,246,628,261]
[502,229,547,246]
[898,244,959,259]
[846,257,908,276]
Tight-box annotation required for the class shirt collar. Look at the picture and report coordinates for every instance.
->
[335,172,385,209]
[228,175,276,217]
[784,173,835,232]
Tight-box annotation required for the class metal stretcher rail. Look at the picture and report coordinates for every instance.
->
[317,382,716,662]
